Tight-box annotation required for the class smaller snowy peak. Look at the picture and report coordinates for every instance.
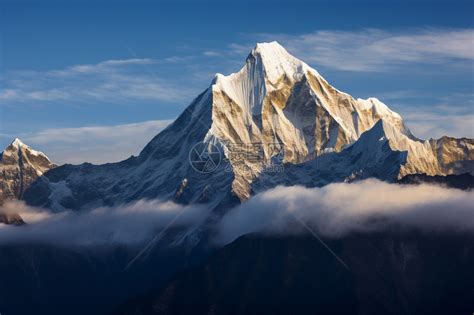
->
[6,138,30,152]
[2,139,23,157]
[3,137,56,166]
[355,118,448,178]
[364,118,410,145]
[355,119,392,145]
[3,138,51,162]
[10,138,27,148]
[1,138,57,204]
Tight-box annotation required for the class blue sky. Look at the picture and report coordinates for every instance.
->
[1,0,473,163]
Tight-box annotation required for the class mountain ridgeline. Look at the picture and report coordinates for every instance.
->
[2,42,473,212]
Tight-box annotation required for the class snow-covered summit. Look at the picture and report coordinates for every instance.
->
[4,138,52,160]
[208,41,413,198]
[11,138,26,147]
[213,41,312,100]
[1,139,56,204]
[250,41,311,84]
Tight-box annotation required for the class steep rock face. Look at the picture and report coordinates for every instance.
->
[252,120,408,190]
[253,119,473,192]
[0,138,56,204]
[208,42,407,198]
[430,136,474,175]
[22,42,473,211]
[363,121,473,179]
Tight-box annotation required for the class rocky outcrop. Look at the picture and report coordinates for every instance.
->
[0,212,24,225]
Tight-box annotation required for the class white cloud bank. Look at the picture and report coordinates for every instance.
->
[217,180,474,244]
[1,180,472,248]
[0,199,208,246]
[401,103,474,139]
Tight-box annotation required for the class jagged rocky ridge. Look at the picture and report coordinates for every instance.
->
[18,42,474,211]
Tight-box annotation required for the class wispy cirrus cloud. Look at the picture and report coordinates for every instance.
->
[233,28,474,72]
[47,58,155,76]
[402,107,474,139]
[390,92,474,139]
[0,58,193,104]
[202,51,222,57]
[1,119,173,164]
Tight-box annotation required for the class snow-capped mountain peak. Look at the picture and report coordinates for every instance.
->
[0,139,56,204]
[19,42,474,211]
[11,137,26,147]
[250,41,311,84]
[208,42,414,198]
[7,138,51,160]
